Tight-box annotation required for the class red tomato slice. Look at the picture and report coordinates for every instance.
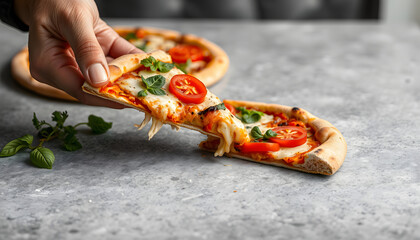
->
[269,126,307,148]
[169,74,207,104]
[224,102,236,115]
[168,45,204,63]
[241,142,280,153]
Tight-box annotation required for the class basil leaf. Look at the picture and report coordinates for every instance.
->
[148,88,166,96]
[242,112,263,124]
[263,129,278,140]
[144,75,166,89]
[0,135,33,157]
[32,113,41,130]
[124,32,137,41]
[157,61,174,73]
[138,90,148,97]
[236,107,264,124]
[250,126,263,140]
[30,147,55,169]
[18,134,34,146]
[63,135,82,151]
[140,56,156,68]
[87,115,112,134]
[51,111,68,128]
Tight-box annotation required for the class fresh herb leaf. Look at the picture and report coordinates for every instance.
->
[51,111,68,128]
[32,113,41,129]
[250,126,263,140]
[30,147,55,169]
[138,90,148,97]
[143,75,165,89]
[141,56,156,69]
[124,32,137,41]
[0,135,33,157]
[63,135,82,151]
[32,113,48,130]
[263,129,277,140]
[140,75,167,96]
[242,113,263,124]
[147,88,166,95]
[87,115,112,134]
[157,61,174,73]
[141,56,174,72]
[19,134,34,146]
[236,107,264,124]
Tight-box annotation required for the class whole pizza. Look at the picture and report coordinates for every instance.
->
[11,26,229,101]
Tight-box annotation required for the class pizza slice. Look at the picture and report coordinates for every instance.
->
[200,100,347,175]
[82,50,249,156]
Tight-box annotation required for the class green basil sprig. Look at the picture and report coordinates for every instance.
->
[141,56,174,73]
[236,107,264,124]
[0,111,112,169]
[138,75,166,97]
[250,126,278,141]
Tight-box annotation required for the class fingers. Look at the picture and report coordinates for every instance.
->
[60,13,109,88]
[95,20,144,58]
[28,25,124,109]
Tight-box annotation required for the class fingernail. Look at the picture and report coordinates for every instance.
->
[87,63,108,85]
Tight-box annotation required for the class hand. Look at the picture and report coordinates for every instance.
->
[14,0,143,108]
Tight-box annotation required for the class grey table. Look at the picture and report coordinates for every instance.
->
[1,20,419,240]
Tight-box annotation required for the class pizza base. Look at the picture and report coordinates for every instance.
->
[11,47,77,101]
[200,100,347,175]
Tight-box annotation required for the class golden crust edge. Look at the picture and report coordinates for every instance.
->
[202,99,348,175]
[11,47,77,101]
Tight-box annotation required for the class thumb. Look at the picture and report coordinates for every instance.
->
[62,20,109,87]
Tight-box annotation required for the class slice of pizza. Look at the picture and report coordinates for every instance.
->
[115,26,229,86]
[82,50,249,156]
[200,100,347,175]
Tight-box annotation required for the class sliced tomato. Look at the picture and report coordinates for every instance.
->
[241,142,280,153]
[135,29,146,39]
[168,44,204,63]
[224,102,236,115]
[269,126,307,148]
[169,74,207,104]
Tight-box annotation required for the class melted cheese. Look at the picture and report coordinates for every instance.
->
[269,142,311,160]
[243,114,274,135]
[116,67,249,154]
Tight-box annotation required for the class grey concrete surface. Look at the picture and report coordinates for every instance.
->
[0,20,419,240]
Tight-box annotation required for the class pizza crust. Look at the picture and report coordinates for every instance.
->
[11,48,77,101]
[200,100,347,175]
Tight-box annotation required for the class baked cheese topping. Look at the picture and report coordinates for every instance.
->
[113,66,249,156]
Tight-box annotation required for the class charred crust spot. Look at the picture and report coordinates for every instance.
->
[330,156,336,162]
[314,148,323,155]
[292,107,300,112]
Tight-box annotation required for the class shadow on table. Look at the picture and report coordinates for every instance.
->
[0,59,80,106]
